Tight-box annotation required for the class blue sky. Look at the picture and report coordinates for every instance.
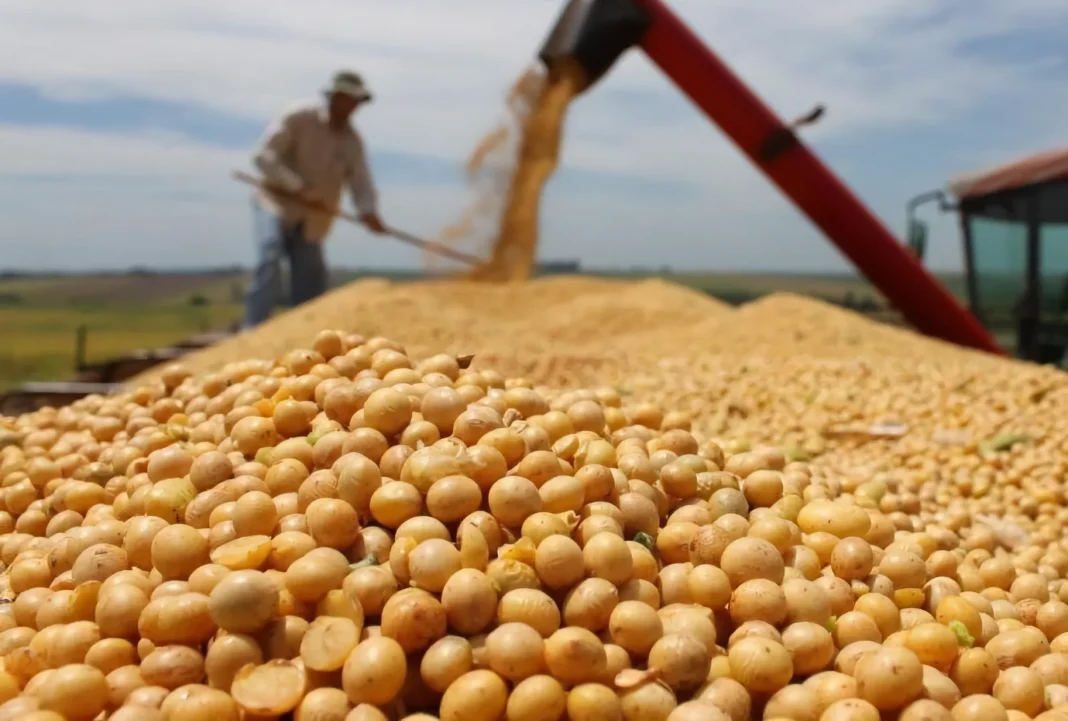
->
[1,0,1068,273]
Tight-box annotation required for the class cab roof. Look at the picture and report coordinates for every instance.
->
[948,146,1068,200]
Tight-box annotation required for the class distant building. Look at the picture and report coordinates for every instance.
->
[535,260,581,275]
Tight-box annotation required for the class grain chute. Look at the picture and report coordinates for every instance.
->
[532,0,1001,355]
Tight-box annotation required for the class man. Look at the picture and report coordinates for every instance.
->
[243,70,387,329]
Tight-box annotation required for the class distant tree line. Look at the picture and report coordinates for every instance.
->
[709,289,884,312]
[0,265,246,279]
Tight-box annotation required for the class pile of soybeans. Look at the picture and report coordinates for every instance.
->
[3,278,1068,721]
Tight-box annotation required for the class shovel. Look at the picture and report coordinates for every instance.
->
[231,170,485,267]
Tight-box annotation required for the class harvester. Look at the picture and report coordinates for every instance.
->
[908,148,1068,364]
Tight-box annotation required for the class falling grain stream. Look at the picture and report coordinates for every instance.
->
[433,61,586,281]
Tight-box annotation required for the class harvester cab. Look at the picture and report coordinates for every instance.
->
[535,0,1003,356]
[908,148,1068,364]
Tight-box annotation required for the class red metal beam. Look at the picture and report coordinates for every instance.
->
[631,0,1003,355]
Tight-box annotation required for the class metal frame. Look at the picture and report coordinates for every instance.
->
[0,327,237,416]
[906,190,955,221]
[0,383,125,416]
[1023,190,1042,361]
[958,209,980,321]
[905,190,957,261]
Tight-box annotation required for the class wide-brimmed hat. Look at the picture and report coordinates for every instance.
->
[323,70,373,102]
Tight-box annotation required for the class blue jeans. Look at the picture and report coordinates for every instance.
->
[243,201,328,329]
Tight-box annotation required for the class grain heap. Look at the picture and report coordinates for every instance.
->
[142,276,733,382]
[3,288,1068,720]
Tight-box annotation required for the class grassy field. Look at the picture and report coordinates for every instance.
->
[0,268,964,391]
[0,301,245,389]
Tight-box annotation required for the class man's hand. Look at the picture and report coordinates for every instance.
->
[359,212,387,235]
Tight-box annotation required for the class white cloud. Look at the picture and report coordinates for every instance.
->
[0,123,833,272]
[6,1,1067,148]
[2,0,1068,272]
[0,125,244,177]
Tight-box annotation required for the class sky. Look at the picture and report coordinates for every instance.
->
[2,0,1068,274]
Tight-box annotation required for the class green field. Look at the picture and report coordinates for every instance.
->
[0,268,965,391]
[0,301,244,389]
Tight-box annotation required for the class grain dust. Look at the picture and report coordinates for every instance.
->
[426,66,546,275]
[432,61,585,280]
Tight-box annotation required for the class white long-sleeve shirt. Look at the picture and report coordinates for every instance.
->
[253,102,378,243]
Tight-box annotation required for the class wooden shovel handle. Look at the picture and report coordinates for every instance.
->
[231,170,485,266]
